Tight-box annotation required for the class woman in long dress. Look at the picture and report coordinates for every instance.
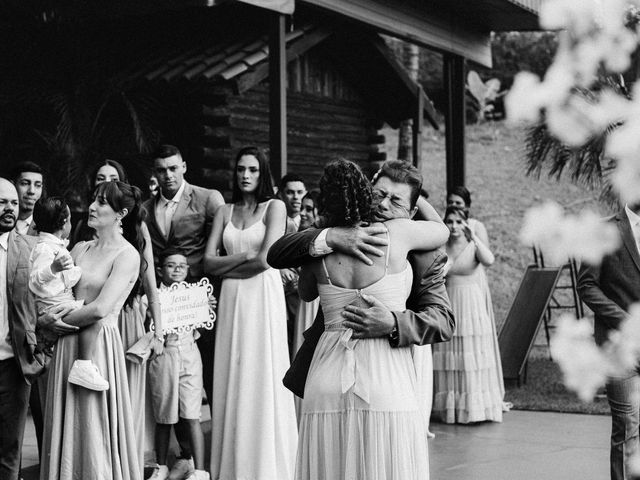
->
[40,180,146,480]
[204,146,297,480]
[295,159,449,480]
[74,159,163,473]
[432,206,504,424]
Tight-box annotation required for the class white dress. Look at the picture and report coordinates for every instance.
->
[210,202,298,480]
[296,247,429,480]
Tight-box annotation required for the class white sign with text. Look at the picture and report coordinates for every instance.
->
[154,278,216,335]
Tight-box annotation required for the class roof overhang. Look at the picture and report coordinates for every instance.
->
[300,0,540,67]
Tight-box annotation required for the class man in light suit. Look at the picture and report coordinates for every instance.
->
[143,145,224,480]
[267,160,455,398]
[11,160,47,456]
[0,177,45,480]
[578,203,640,480]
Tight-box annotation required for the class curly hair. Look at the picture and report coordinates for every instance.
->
[318,159,373,227]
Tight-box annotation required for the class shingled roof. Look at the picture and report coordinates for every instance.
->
[126,23,438,128]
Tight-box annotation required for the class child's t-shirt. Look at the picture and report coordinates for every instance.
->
[29,232,83,313]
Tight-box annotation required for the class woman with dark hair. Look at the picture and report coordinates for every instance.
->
[295,159,448,480]
[204,146,297,480]
[71,159,129,246]
[431,206,504,424]
[40,181,146,480]
[69,159,162,476]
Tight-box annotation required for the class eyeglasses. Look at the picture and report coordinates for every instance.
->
[163,263,189,270]
[372,189,410,211]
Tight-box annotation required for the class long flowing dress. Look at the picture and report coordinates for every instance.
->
[210,202,298,480]
[118,295,148,475]
[296,251,429,480]
[432,241,504,424]
[41,241,141,480]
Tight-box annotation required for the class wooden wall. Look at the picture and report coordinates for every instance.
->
[190,51,387,196]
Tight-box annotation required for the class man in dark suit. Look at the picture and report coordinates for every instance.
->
[578,204,640,480]
[267,160,455,398]
[0,177,46,480]
[142,145,224,479]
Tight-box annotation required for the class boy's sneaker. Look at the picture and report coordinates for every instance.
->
[147,465,169,480]
[68,360,109,391]
[185,470,210,480]
[169,458,195,480]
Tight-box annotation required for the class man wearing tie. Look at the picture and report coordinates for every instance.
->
[578,202,640,480]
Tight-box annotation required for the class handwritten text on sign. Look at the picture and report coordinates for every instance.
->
[156,278,215,334]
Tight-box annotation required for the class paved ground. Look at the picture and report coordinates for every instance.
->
[22,409,609,480]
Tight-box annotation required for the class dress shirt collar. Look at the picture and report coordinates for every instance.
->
[159,181,186,206]
[15,215,33,235]
[625,204,640,228]
[0,231,8,251]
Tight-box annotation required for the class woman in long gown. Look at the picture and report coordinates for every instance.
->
[295,159,449,480]
[74,159,163,473]
[40,181,146,480]
[204,146,298,480]
[432,206,504,424]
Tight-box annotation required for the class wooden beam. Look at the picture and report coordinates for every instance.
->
[444,53,466,192]
[412,85,424,170]
[269,12,287,181]
[300,0,492,66]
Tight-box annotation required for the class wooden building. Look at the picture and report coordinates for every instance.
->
[0,0,540,195]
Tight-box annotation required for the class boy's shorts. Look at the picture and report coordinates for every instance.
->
[148,333,203,424]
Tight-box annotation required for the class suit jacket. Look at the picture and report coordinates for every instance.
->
[6,231,43,384]
[578,210,640,346]
[142,182,219,281]
[267,228,455,397]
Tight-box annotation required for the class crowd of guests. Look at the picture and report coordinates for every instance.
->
[0,147,505,480]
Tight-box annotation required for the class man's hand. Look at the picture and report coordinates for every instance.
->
[326,226,389,266]
[341,293,395,339]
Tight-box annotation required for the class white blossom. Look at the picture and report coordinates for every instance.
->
[519,201,620,265]
[550,314,609,402]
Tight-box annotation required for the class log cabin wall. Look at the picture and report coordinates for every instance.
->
[193,50,387,198]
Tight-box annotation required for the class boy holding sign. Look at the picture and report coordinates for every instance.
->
[147,249,214,480]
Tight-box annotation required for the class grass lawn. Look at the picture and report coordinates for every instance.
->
[384,121,613,414]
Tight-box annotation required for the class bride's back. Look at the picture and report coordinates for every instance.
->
[318,221,409,289]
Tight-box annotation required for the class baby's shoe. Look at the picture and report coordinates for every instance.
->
[68,359,109,391]
[186,470,210,480]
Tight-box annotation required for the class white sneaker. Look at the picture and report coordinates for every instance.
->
[147,465,169,480]
[185,470,210,480]
[68,360,110,391]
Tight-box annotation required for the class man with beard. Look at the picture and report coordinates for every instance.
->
[267,160,455,400]
[0,177,46,480]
